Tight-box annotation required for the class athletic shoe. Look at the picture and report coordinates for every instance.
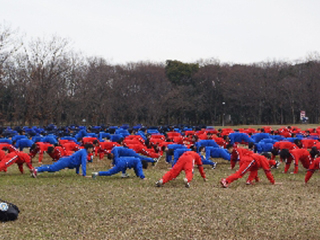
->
[274,161,281,169]
[92,172,98,179]
[121,173,130,178]
[246,180,253,185]
[183,178,190,188]
[212,162,217,169]
[220,178,229,188]
[155,179,163,187]
[31,168,37,178]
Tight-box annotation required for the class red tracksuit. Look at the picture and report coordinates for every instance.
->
[161,151,206,184]
[272,141,298,159]
[29,142,53,163]
[0,143,18,153]
[96,142,120,159]
[126,143,160,159]
[230,147,254,169]
[62,142,81,153]
[0,151,34,173]
[283,149,313,174]
[301,139,317,149]
[226,154,275,185]
[48,146,69,161]
[305,157,320,183]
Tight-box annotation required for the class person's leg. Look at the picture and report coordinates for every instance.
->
[162,161,184,184]
[133,160,145,179]
[98,165,122,176]
[36,158,70,173]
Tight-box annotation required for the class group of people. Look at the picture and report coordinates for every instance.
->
[1,124,320,188]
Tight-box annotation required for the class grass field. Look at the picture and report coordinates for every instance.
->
[1,124,320,240]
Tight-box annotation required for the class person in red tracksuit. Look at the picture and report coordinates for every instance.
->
[93,140,120,160]
[125,143,160,159]
[220,153,280,188]
[0,143,18,153]
[0,151,34,174]
[61,141,81,154]
[47,146,69,162]
[305,157,320,184]
[279,148,315,174]
[0,149,7,172]
[29,142,53,163]
[271,141,298,160]
[155,151,207,188]
[226,144,253,169]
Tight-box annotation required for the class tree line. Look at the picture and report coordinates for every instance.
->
[1,24,320,127]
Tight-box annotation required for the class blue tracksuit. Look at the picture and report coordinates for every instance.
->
[98,157,145,179]
[254,142,274,153]
[15,139,34,151]
[172,148,216,167]
[172,148,191,166]
[251,133,271,143]
[205,146,231,161]
[111,147,154,165]
[166,144,186,164]
[228,133,254,145]
[195,140,219,152]
[36,149,88,176]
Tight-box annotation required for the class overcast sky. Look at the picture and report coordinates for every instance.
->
[1,0,319,64]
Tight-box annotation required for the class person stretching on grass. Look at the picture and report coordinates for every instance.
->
[91,156,147,180]
[0,151,34,174]
[155,151,207,188]
[305,156,320,184]
[31,144,94,178]
[220,153,281,188]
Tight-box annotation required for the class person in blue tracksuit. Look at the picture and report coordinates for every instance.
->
[249,142,274,154]
[31,144,94,178]
[195,140,219,152]
[110,146,156,165]
[172,146,217,169]
[162,144,186,164]
[14,138,34,151]
[251,133,271,143]
[226,132,254,145]
[91,157,145,180]
[205,146,231,161]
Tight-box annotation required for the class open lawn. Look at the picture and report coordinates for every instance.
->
[1,124,320,239]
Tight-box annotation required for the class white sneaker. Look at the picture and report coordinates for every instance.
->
[31,168,38,178]
[184,178,190,188]
[155,179,163,187]
[121,173,130,178]
[212,162,217,169]
[92,172,98,179]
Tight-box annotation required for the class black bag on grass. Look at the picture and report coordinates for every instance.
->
[0,199,20,222]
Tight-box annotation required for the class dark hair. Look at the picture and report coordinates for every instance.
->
[226,143,234,150]
[310,147,319,158]
[271,148,279,156]
[167,149,174,156]
[279,149,290,159]
[198,146,205,152]
[84,143,94,150]
[107,153,114,160]
[141,160,148,169]
[261,152,271,159]
[47,146,54,154]
[248,142,255,149]
[93,140,99,145]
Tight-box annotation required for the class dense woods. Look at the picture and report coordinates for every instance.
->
[1,24,320,127]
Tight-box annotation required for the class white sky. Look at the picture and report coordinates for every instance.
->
[1,0,320,64]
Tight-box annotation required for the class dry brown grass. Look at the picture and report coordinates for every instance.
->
[1,124,320,239]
